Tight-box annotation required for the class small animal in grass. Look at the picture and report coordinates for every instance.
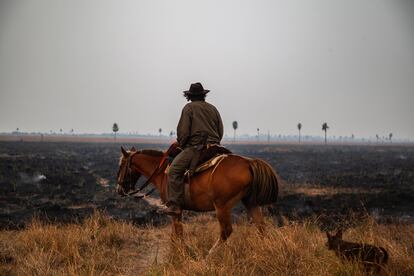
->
[326,229,388,272]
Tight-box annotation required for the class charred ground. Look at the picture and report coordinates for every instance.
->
[0,141,413,230]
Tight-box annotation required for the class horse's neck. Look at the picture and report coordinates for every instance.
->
[133,155,161,179]
[133,154,168,201]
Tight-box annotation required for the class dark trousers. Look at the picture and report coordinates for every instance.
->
[167,147,197,206]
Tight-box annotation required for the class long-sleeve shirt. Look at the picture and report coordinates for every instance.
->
[177,100,223,148]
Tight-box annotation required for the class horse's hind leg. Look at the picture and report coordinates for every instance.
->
[208,206,232,255]
[244,204,265,234]
[217,207,233,241]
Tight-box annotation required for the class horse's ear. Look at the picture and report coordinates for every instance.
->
[130,146,136,152]
[121,146,128,158]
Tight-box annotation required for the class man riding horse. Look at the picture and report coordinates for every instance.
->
[116,84,278,247]
[160,82,223,216]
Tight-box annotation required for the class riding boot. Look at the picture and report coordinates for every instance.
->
[159,202,182,217]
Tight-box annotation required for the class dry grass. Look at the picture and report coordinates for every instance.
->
[0,211,153,275]
[1,212,414,276]
[150,216,414,276]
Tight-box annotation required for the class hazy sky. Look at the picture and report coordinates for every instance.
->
[1,0,413,139]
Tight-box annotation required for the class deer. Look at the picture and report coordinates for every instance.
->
[326,229,388,273]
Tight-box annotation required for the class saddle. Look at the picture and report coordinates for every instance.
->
[165,143,232,177]
[197,144,232,167]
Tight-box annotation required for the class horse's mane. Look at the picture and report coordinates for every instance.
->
[140,149,164,157]
[119,149,164,165]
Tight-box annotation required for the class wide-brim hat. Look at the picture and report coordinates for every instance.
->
[183,82,210,95]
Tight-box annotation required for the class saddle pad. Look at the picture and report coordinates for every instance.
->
[164,154,229,176]
[192,154,228,175]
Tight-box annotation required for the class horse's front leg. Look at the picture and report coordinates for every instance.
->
[171,215,183,241]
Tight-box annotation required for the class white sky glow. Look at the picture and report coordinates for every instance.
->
[1,0,413,139]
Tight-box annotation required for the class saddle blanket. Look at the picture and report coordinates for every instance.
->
[165,154,229,177]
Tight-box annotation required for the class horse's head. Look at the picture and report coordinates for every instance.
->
[116,146,141,196]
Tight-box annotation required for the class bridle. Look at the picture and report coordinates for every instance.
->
[118,151,168,199]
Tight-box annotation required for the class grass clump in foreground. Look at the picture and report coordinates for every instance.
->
[0,212,149,275]
[150,215,414,276]
[1,212,414,276]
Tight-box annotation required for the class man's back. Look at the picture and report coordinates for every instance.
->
[177,100,223,148]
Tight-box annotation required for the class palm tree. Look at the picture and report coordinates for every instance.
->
[257,128,260,141]
[232,121,238,143]
[297,123,302,144]
[376,134,379,143]
[389,133,393,143]
[322,122,329,145]
[158,128,162,137]
[112,123,119,140]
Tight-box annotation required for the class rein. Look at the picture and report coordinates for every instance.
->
[125,153,168,199]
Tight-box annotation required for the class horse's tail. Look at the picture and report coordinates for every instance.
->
[243,158,279,207]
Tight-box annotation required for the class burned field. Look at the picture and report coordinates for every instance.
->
[0,141,168,229]
[233,144,414,227]
[0,141,413,229]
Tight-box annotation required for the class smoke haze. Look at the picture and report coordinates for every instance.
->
[1,0,413,139]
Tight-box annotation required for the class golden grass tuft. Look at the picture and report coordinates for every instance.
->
[0,211,147,275]
[150,216,414,276]
[1,212,414,275]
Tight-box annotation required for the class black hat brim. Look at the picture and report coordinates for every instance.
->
[183,89,210,95]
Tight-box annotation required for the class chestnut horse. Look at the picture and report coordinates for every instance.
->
[116,146,278,253]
